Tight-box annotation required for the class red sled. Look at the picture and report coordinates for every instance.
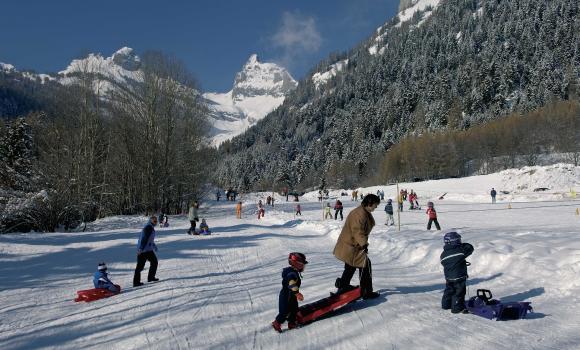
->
[296,287,361,324]
[74,285,121,302]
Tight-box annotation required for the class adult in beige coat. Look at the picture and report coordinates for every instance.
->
[333,194,381,299]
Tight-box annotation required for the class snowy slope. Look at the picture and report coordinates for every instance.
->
[311,59,349,90]
[396,0,440,27]
[1,164,579,350]
[203,54,297,146]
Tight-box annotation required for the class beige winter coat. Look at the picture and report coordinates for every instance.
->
[333,205,375,268]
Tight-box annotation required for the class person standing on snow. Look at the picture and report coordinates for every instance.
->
[334,199,344,220]
[426,201,441,230]
[236,201,242,219]
[271,252,308,332]
[324,203,333,219]
[133,216,159,287]
[187,201,199,234]
[490,188,497,204]
[440,232,473,313]
[295,203,302,216]
[384,199,394,226]
[333,194,380,299]
[257,201,265,219]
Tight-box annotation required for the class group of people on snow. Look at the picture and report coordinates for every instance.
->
[272,193,473,332]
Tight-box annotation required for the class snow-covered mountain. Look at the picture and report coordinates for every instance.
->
[2,50,296,147]
[58,47,142,94]
[203,54,297,146]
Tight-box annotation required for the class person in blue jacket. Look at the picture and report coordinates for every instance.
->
[272,252,308,332]
[440,231,474,313]
[384,199,394,226]
[93,262,120,293]
[133,216,159,287]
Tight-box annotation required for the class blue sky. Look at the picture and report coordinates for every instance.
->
[0,0,399,92]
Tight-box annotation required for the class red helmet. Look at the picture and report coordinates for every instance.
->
[288,252,308,271]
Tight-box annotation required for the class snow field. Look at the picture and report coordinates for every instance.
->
[0,164,579,349]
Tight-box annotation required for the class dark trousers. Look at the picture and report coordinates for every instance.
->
[339,259,373,296]
[334,209,343,220]
[427,218,441,230]
[442,279,467,313]
[133,251,158,284]
[188,220,196,233]
[275,290,298,324]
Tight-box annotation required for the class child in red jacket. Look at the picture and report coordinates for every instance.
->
[426,201,441,230]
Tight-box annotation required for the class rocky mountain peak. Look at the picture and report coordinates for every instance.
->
[111,47,141,71]
[232,54,297,102]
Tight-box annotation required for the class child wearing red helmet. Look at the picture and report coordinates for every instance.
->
[426,201,441,230]
[272,252,308,332]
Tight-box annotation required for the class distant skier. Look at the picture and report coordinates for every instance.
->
[267,196,272,206]
[440,232,474,313]
[295,204,302,216]
[236,201,242,219]
[257,201,265,219]
[384,199,394,226]
[93,262,120,293]
[397,193,404,212]
[426,201,441,230]
[324,203,333,219]
[334,199,343,220]
[408,190,416,209]
[272,252,308,332]
[490,188,497,204]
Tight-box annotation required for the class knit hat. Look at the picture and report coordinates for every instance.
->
[98,262,107,271]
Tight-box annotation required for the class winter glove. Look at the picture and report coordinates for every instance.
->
[296,292,304,301]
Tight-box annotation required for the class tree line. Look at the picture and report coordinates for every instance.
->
[0,52,211,233]
[376,100,580,183]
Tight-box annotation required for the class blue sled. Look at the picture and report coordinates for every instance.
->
[465,289,533,321]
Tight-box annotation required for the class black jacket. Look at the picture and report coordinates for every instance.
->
[440,243,474,281]
[384,203,393,215]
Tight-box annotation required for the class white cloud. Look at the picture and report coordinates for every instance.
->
[270,11,322,66]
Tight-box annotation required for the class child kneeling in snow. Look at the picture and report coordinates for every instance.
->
[440,232,473,313]
[93,262,120,293]
[272,252,308,332]
[199,218,211,235]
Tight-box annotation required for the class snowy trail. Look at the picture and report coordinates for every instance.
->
[1,167,580,349]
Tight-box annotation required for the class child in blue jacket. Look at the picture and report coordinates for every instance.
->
[272,252,308,332]
[440,232,473,313]
[93,262,120,293]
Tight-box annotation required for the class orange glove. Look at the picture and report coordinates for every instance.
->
[296,292,304,301]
